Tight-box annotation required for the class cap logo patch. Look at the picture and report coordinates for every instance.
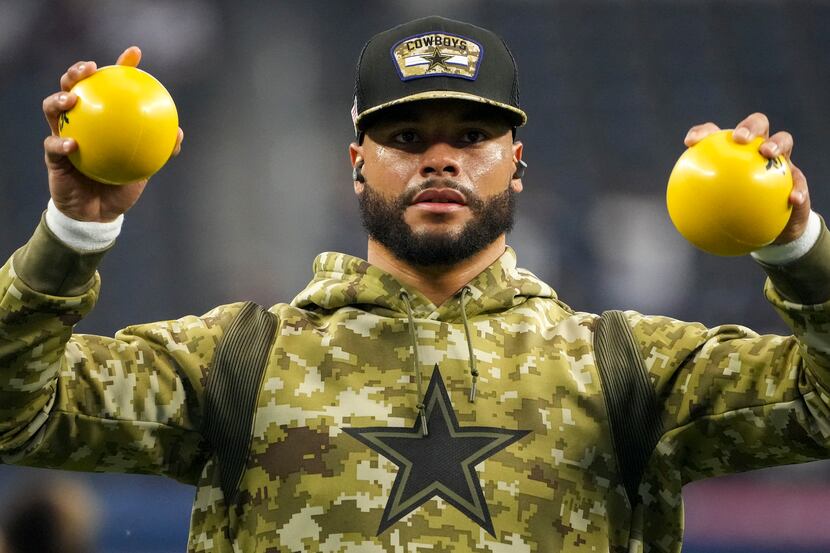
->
[390,32,483,81]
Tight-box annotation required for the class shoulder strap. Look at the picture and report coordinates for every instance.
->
[594,309,663,507]
[203,301,278,505]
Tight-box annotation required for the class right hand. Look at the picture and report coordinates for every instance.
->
[42,46,184,222]
[683,113,811,246]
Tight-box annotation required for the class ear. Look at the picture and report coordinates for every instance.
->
[510,141,524,193]
[349,142,364,194]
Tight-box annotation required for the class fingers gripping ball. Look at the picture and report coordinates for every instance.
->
[58,65,178,185]
[666,129,793,256]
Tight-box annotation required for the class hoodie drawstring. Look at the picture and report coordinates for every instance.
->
[400,290,428,436]
[399,287,480,437]
[460,286,479,402]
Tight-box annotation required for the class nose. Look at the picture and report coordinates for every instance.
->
[418,142,461,178]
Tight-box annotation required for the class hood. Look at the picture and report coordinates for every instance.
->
[290,246,557,321]
[290,246,561,434]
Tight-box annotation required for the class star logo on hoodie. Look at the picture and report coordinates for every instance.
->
[344,366,530,536]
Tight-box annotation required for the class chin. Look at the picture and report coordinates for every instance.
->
[410,222,467,238]
[406,213,471,230]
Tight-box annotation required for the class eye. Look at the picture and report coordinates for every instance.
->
[460,130,488,144]
[393,130,420,144]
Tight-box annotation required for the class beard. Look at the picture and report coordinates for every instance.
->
[358,177,517,267]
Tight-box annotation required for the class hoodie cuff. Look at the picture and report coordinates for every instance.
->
[754,214,830,305]
[12,212,113,296]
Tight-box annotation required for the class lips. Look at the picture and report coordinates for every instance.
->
[410,188,468,214]
[411,188,467,206]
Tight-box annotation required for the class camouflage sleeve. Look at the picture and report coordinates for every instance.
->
[0,216,245,484]
[628,219,830,482]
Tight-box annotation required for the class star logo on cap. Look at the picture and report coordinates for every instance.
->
[425,47,452,72]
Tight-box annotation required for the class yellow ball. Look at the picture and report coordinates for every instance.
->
[666,129,793,256]
[58,65,178,185]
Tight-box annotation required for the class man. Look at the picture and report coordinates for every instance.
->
[1,15,827,553]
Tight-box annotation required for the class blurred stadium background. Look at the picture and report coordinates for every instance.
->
[2,0,830,551]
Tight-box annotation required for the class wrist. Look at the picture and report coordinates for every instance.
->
[755,212,830,304]
[751,210,821,265]
[45,198,124,252]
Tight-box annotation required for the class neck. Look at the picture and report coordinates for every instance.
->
[366,236,507,306]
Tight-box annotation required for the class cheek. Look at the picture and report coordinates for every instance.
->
[465,146,511,191]
[372,146,416,185]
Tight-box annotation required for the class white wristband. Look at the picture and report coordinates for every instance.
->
[45,199,124,252]
[751,210,821,265]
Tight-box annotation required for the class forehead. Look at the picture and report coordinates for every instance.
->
[363,99,513,129]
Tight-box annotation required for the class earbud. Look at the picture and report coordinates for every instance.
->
[513,159,527,179]
[352,159,365,183]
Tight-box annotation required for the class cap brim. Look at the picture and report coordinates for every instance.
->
[355,91,527,130]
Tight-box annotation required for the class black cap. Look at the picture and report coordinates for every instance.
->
[352,16,527,132]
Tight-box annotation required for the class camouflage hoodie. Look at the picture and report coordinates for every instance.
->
[2,216,830,553]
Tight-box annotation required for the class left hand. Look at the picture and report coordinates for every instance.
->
[683,113,810,244]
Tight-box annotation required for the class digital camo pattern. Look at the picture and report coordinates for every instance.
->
[0,248,244,482]
[2,222,830,552]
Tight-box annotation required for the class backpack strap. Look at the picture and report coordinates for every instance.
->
[203,301,278,505]
[594,310,663,507]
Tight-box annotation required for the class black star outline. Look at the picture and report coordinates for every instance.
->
[425,47,453,72]
[344,365,530,536]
